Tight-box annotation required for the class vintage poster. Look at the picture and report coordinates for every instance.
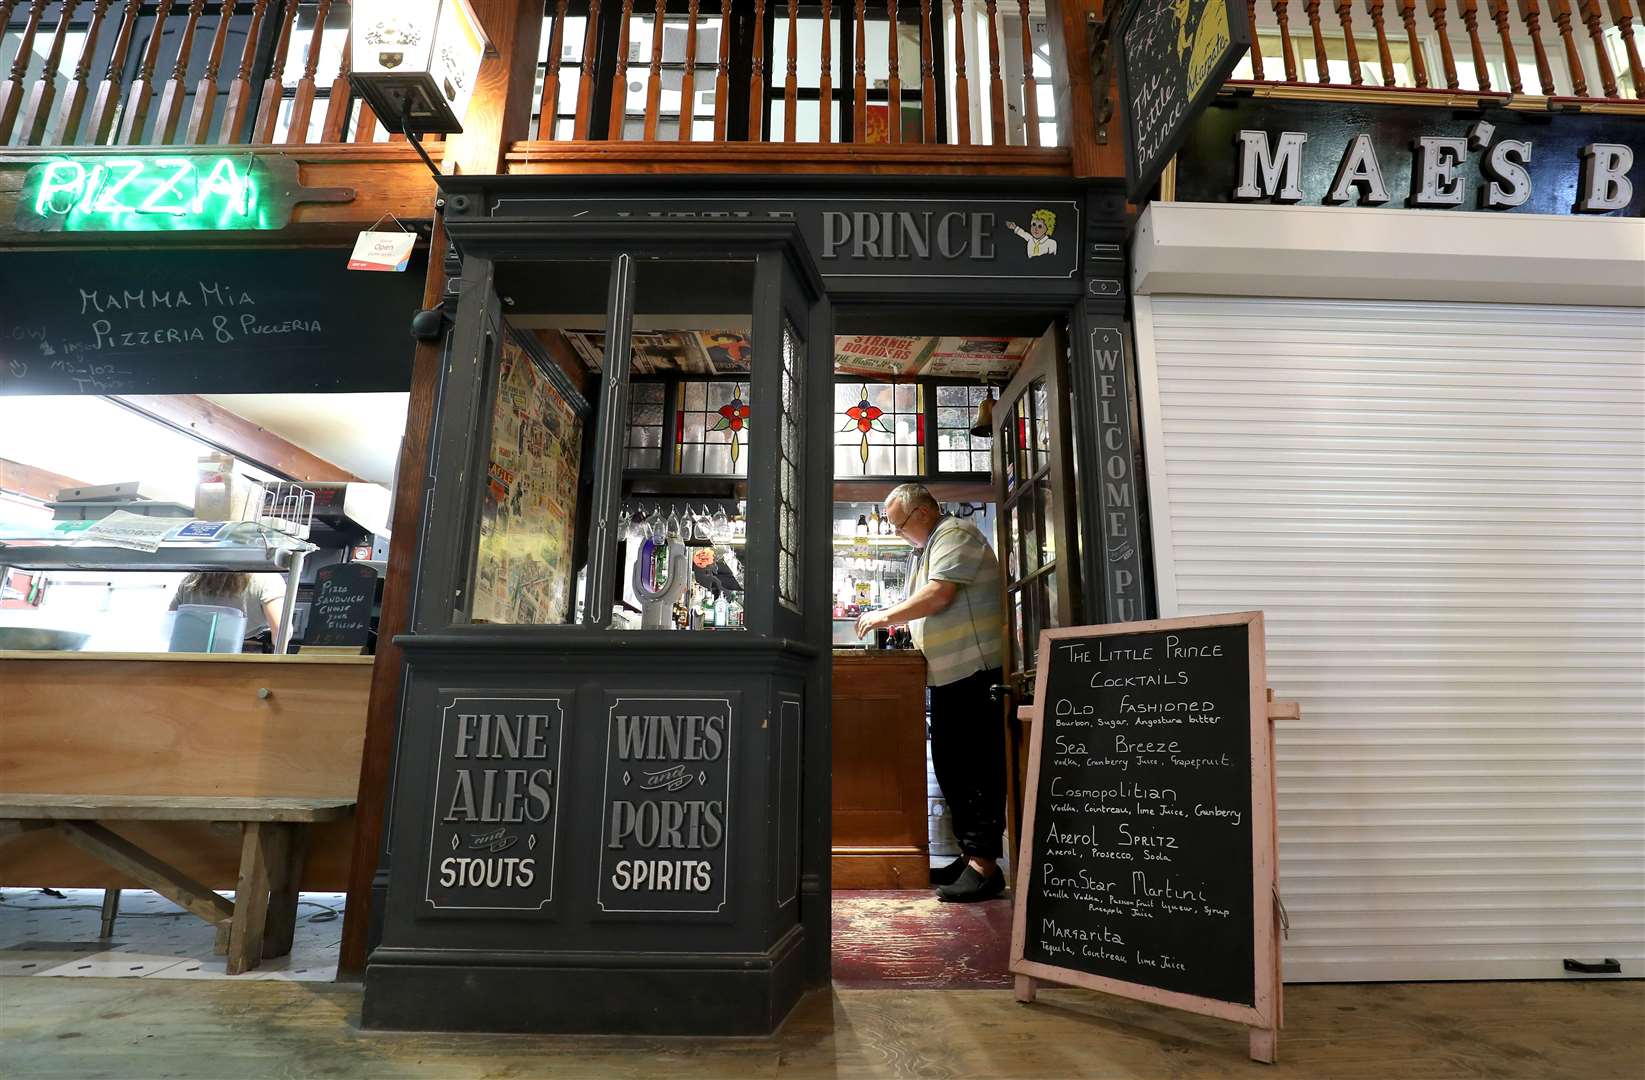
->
[834,335,933,377]
[918,336,1035,380]
[472,334,584,625]
[562,330,752,374]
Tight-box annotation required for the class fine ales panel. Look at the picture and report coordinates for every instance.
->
[1022,624,1256,1004]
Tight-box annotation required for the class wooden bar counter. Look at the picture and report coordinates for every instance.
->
[0,652,371,891]
[831,648,929,889]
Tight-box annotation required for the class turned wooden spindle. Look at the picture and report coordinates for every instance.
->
[0,0,51,145]
[1549,0,1590,96]
[1334,0,1364,84]
[748,0,766,139]
[319,31,353,142]
[712,0,731,138]
[1579,0,1619,95]
[185,1,241,144]
[155,0,209,144]
[918,0,935,141]
[18,0,82,145]
[222,0,271,142]
[645,0,668,139]
[85,0,143,145]
[1426,0,1462,88]
[950,0,971,143]
[117,0,173,143]
[283,0,333,144]
[1303,0,1331,81]
[1516,0,1558,92]
[820,0,835,142]
[854,0,867,137]
[984,0,1005,142]
[678,0,700,140]
[608,0,635,139]
[1365,0,1397,84]
[1397,0,1430,85]
[1017,0,1039,144]
[785,0,800,140]
[1484,0,1523,91]
[1456,0,1492,91]
[47,0,114,145]
[1247,0,1267,79]
[539,0,570,139]
[575,0,604,137]
[1608,0,1645,96]
[887,0,902,144]
[1273,0,1301,81]
[251,0,301,143]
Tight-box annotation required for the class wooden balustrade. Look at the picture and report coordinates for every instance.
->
[1237,0,1644,97]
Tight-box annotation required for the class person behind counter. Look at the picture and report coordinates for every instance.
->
[856,483,1006,903]
[168,572,287,649]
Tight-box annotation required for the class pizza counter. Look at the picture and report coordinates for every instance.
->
[831,648,929,889]
[0,651,371,891]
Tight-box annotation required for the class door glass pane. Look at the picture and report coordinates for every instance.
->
[1032,377,1051,472]
[1021,490,1042,576]
[1011,588,1026,673]
[1006,502,1022,580]
[1036,478,1056,567]
[470,258,610,625]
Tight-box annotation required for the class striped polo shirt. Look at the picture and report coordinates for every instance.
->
[907,515,1005,687]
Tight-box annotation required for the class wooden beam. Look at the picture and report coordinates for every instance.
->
[108,395,364,485]
[0,457,87,502]
[338,215,450,978]
[53,820,235,927]
[449,0,545,176]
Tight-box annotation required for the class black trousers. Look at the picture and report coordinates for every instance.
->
[928,666,1006,861]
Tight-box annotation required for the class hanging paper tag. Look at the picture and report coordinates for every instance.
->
[348,230,416,272]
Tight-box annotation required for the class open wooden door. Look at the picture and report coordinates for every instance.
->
[992,322,1083,871]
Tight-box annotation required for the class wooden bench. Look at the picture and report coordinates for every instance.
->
[0,795,354,975]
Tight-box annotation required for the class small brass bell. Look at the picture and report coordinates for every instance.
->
[969,390,996,437]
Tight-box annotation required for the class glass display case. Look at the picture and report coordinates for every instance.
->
[830,500,911,646]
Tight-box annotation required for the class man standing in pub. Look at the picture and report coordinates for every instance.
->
[857,484,1007,902]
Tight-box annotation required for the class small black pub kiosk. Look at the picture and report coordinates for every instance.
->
[363,204,834,1035]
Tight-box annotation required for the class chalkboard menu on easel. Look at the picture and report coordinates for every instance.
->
[1114,0,1250,200]
[305,563,378,649]
[1010,612,1282,1062]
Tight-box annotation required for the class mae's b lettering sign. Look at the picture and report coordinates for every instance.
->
[598,696,734,915]
[424,695,565,913]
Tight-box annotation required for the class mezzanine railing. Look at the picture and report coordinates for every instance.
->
[1234,0,1643,100]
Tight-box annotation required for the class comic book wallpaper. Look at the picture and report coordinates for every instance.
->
[472,334,584,625]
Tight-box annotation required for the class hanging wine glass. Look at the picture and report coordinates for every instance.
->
[712,505,729,541]
[666,505,682,539]
[649,506,667,541]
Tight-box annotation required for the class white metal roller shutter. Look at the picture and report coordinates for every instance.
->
[1136,295,1645,983]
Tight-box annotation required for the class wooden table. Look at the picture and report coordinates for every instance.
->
[0,794,354,974]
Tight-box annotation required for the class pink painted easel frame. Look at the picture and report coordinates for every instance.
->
[1008,611,1286,1064]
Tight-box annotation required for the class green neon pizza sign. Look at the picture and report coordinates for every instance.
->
[16,155,352,232]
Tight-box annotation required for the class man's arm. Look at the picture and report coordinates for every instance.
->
[856,579,956,638]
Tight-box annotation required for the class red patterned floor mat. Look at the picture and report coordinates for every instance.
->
[830,889,1014,989]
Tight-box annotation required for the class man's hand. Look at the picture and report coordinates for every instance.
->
[856,609,891,640]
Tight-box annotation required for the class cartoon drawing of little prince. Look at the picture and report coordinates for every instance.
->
[1006,209,1058,257]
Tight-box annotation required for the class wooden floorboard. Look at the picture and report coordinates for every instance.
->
[0,977,1639,1078]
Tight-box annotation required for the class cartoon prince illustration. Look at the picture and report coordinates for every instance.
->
[1006,209,1058,257]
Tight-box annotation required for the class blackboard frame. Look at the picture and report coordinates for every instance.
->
[1114,0,1252,202]
[1008,611,1279,1034]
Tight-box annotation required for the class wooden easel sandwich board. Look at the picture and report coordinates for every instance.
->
[1008,611,1291,1064]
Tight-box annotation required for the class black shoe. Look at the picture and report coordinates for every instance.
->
[930,855,969,887]
[937,865,1005,903]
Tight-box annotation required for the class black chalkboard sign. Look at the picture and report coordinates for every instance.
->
[1115,0,1250,201]
[0,248,423,396]
[596,693,736,917]
[305,563,378,648]
[1010,612,1282,1061]
[423,692,565,914]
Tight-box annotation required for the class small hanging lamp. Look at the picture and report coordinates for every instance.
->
[970,385,996,437]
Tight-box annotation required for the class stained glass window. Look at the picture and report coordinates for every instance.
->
[625,381,667,470]
[675,380,751,476]
[778,322,804,613]
[834,382,922,477]
[935,384,993,474]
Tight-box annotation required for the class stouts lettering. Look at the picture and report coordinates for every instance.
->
[607,711,728,895]
[1235,121,1636,212]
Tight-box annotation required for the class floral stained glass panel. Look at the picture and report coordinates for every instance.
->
[834,381,923,477]
[676,380,751,476]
